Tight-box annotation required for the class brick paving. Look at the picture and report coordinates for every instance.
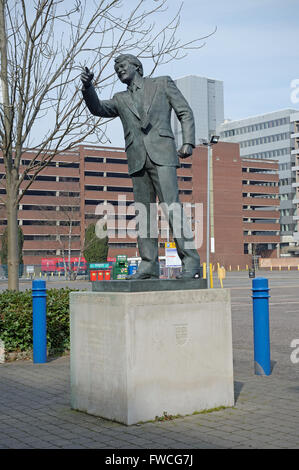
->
[0,271,299,449]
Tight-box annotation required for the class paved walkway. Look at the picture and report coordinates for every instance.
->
[0,272,299,449]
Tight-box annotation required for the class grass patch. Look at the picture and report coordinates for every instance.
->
[137,405,235,424]
[192,405,231,415]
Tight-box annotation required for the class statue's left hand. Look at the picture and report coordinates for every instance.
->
[178,143,193,158]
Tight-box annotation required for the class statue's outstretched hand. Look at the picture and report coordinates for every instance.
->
[178,143,193,159]
[81,67,94,88]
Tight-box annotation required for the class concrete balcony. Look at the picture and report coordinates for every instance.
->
[242,209,279,219]
[23,240,81,250]
[242,173,279,183]
[244,235,280,243]
[242,185,278,195]
[21,225,81,236]
[243,222,280,231]
[242,197,279,207]
[85,176,133,188]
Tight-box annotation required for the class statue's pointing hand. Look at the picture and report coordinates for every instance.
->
[81,67,94,89]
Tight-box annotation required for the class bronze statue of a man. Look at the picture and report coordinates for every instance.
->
[81,54,201,279]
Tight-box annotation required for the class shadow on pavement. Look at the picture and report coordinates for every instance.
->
[234,381,244,403]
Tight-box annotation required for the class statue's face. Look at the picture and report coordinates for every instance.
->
[115,59,138,85]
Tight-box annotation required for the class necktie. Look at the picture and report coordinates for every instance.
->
[130,82,151,133]
[131,84,144,119]
[130,83,138,93]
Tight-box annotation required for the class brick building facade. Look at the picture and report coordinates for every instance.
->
[0,142,279,268]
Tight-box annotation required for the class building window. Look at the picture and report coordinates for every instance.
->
[85,171,104,177]
[106,172,130,178]
[106,158,127,164]
[58,162,79,168]
[85,157,104,163]
[60,192,80,197]
[107,187,133,192]
[85,186,104,191]
[26,190,57,196]
[22,220,57,226]
[60,177,80,182]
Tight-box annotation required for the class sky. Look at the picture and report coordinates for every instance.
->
[98,0,299,147]
[5,0,296,148]
[165,0,299,119]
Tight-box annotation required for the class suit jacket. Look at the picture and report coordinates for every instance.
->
[82,75,195,175]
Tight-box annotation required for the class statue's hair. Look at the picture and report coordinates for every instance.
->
[114,54,143,77]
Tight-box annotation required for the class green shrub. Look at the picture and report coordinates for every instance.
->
[0,287,76,354]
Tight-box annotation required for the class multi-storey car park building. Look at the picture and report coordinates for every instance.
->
[193,144,280,265]
[241,158,280,259]
[0,145,194,265]
[0,142,279,269]
[171,75,224,147]
[219,109,299,253]
[290,111,299,253]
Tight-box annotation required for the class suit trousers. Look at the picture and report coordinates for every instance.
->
[131,154,200,276]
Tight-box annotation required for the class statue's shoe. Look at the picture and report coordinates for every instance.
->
[176,270,201,280]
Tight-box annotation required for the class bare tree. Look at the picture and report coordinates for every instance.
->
[53,200,84,281]
[0,0,214,290]
[38,201,108,281]
[54,200,81,280]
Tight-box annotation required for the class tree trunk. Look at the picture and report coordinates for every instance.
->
[6,185,19,291]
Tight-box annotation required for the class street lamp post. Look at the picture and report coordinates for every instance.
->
[202,135,219,288]
[206,143,211,288]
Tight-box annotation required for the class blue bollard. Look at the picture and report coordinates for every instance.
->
[32,279,47,364]
[251,277,271,375]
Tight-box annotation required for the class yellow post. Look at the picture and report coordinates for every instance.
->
[229,265,231,271]
[246,264,248,270]
[203,262,206,279]
[288,266,290,271]
[218,266,225,288]
[279,266,281,271]
[298,265,299,271]
[237,265,240,271]
[270,266,272,271]
[39,272,42,278]
[209,263,213,288]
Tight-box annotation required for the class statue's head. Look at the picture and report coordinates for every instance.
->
[114,54,143,84]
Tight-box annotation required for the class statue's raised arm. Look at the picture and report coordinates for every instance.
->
[81,66,119,118]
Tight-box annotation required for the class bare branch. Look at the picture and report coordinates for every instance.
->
[0,0,213,289]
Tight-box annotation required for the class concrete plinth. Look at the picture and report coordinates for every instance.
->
[70,289,234,425]
[91,278,207,292]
